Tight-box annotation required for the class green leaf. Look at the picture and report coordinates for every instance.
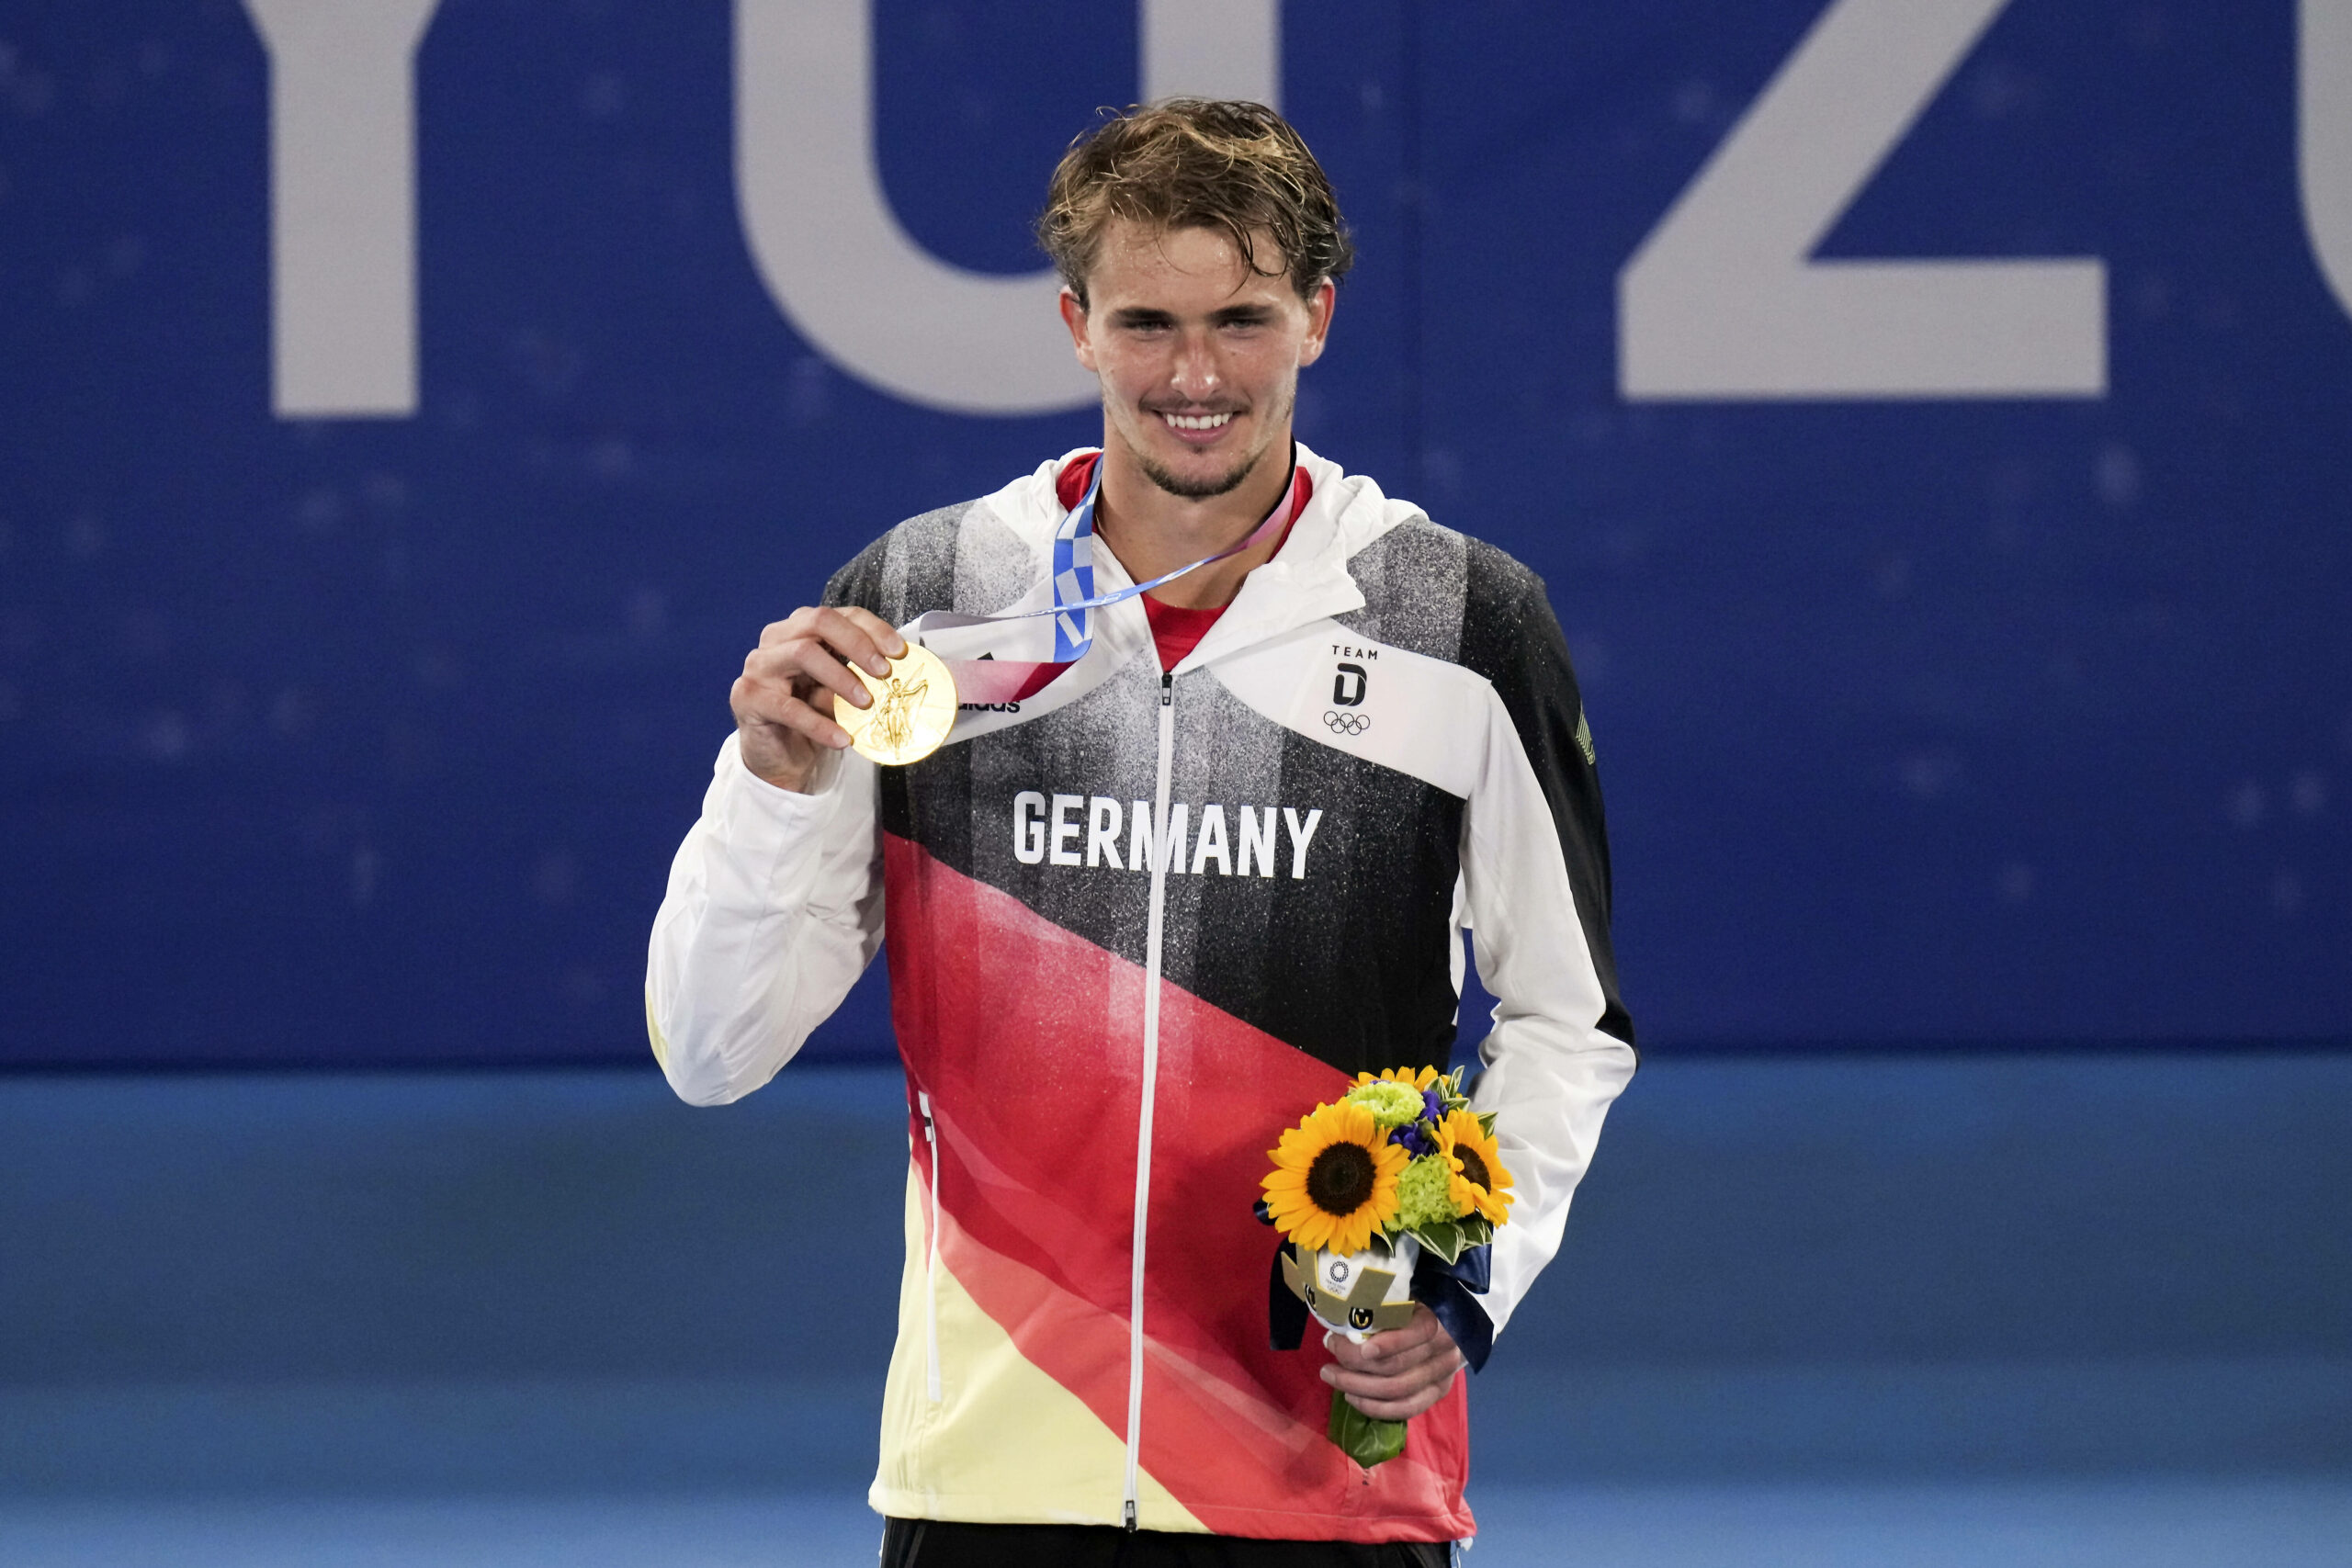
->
[1412,1219,1464,1264]
[1328,1390,1408,1468]
[1476,1111,1498,1137]
[1457,1216,1493,1249]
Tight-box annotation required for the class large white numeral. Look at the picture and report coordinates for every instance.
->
[1619,0,2106,400]
[2304,0,2352,321]
[1144,0,1279,110]
[735,0,1279,416]
[245,0,441,418]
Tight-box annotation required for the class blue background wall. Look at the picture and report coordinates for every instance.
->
[4,0,2348,1066]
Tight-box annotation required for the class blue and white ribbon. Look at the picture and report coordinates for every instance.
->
[910,450,1307,704]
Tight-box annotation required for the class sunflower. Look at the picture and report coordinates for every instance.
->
[1261,1100,1408,1254]
[1436,1108,1514,1225]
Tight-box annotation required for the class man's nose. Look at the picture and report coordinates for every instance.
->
[1170,330,1222,401]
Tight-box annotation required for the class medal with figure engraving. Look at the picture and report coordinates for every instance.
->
[834,642,958,766]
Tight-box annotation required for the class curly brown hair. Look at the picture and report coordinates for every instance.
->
[1036,99,1355,309]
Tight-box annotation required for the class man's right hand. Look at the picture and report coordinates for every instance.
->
[730,606,908,793]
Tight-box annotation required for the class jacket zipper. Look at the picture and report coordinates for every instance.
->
[920,1089,943,1404]
[1123,669,1177,1530]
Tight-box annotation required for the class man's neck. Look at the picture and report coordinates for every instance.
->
[1091,434,1295,611]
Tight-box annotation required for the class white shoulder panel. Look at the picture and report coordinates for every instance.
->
[1206,620,1493,799]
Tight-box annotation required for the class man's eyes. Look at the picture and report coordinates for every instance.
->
[1114,316,1272,334]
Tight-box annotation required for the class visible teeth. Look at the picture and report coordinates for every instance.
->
[1162,412,1233,431]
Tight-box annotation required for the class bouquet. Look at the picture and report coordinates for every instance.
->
[1258,1066,1513,1467]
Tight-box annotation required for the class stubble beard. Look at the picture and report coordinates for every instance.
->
[1129,386,1294,502]
[1136,446,1259,501]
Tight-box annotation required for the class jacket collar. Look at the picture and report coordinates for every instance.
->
[979,441,1421,671]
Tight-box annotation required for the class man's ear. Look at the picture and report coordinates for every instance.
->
[1059,287,1097,372]
[1296,277,1336,367]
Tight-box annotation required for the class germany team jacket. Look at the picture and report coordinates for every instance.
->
[645,443,1636,1544]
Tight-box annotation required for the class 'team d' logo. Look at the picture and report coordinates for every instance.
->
[1331,661,1367,706]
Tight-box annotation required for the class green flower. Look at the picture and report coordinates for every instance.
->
[1342,1079,1423,1131]
[1394,1153,1462,1231]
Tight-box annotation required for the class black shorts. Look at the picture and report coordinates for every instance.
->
[880,1517,1453,1568]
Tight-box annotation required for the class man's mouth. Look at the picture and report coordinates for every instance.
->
[1157,410,1237,434]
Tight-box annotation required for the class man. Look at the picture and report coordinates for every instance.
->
[647,99,1634,1565]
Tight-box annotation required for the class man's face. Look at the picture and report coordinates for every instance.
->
[1060,220,1334,502]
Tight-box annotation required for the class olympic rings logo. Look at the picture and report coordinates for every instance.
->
[1323,711,1372,737]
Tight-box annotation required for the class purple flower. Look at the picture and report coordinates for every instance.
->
[1390,1120,1438,1158]
[1421,1087,1447,1123]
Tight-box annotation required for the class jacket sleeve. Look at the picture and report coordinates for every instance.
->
[643,732,884,1105]
[1453,551,1637,1350]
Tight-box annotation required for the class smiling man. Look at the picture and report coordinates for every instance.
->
[647,101,1635,1567]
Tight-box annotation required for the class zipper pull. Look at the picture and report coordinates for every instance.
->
[1160,671,1173,707]
[1124,1499,1138,1532]
[919,1089,935,1144]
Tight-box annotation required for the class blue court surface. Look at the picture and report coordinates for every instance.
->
[5,1055,2347,1565]
[3,1483,2351,1567]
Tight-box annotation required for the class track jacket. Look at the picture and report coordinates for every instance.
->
[646,443,1635,1544]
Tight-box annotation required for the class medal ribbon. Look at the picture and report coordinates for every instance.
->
[911,450,1311,705]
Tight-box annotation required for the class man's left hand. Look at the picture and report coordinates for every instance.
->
[1319,1304,1464,1420]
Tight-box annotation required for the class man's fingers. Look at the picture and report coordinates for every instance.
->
[746,639,872,709]
[733,671,857,750]
[732,605,909,789]
[1319,1358,1462,1421]
[793,642,876,708]
[834,605,908,661]
[1322,1365,1438,1400]
[1323,1341,1461,1387]
[1323,1325,1451,1373]
[761,691,853,750]
[756,606,906,678]
[1322,1342,1463,1384]
[807,606,899,678]
[1316,1310,1463,1422]
[1326,1341,1447,1381]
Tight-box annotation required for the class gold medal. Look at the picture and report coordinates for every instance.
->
[834,642,958,766]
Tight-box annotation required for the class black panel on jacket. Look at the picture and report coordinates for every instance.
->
[1455,543,1635,1053]
[1167,724,1463,1078]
